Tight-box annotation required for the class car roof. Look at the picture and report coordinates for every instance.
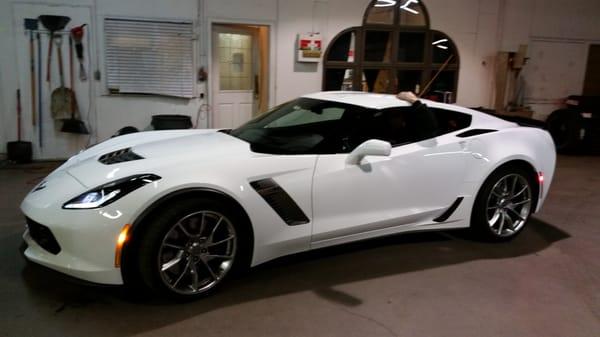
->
[302,91,517,129]
[302,91,462,111]
[302,91,413,109]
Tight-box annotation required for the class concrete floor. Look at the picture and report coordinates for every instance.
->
[0,156,599,337]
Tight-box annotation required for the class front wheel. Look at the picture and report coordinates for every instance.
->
[471,167,535,241]
[137,198,248,299]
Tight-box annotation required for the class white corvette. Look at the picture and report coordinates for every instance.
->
[21,92,556,298]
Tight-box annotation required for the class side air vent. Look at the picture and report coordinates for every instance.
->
[250,178,310,226]
[98,148,144,165]
[456,129,497,138]
[433,197,464,222]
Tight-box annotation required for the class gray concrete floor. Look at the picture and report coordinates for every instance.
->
[0,156,599,337]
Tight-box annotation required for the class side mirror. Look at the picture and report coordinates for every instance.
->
[346,139,392,165]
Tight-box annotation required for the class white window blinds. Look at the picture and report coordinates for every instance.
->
[104,18,194,98]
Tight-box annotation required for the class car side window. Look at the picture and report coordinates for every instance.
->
[345,106,472,148]
[430,107,472,135]
[345,107,414,147]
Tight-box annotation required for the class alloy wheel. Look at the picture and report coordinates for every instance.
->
[157,211,237,295]
[485,174,532,237]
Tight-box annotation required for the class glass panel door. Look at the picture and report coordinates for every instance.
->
[218,33,253,90]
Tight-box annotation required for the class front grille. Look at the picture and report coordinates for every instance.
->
[26,217,61,255]
[98,148,144,165]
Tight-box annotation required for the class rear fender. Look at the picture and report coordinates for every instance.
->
[463,127,556,212]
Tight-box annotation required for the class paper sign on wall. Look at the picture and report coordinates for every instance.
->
[297,33,322,63]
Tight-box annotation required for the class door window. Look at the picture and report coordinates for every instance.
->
[218,33,253,90]
[349,105,472,147]
[350,107,413,146]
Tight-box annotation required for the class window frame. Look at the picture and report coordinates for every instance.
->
[323,0,460,100]
[103,16,196,98]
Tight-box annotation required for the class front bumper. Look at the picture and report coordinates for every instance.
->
[20,170,127,285]
[22,228,123,285]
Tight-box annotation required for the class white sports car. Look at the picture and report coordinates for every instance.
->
[21,92,556,299]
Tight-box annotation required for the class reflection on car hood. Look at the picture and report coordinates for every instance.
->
[54,129,252,188]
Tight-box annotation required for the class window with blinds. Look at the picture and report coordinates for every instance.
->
[104,18,195,98]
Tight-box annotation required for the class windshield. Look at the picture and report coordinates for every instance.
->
[230,98,362,154]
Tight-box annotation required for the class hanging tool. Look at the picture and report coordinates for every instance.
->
[69,36,75,89]
[17,89,22,141]
[7,90,33,164]
[37,32,43,148]
[51,35,75,120]
[30,30,36,126]
[70,24,87,81]
[38,15,70,82]
[61,32,88,134]
[24,18,38,126]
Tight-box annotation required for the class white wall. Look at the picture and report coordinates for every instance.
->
[0,0,206,159]
[502,0,600,119]
[1,0,599,159]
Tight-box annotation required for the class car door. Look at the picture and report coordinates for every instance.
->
[311,106,470,248]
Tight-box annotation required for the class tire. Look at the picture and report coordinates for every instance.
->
[546,109,582,153]
[471,166,536,242]
[135,197,250,300]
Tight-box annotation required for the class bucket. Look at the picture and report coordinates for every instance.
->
[7,141,33,164]
[151,115,192,130]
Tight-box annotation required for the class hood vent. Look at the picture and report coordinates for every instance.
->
[98,148,144,165]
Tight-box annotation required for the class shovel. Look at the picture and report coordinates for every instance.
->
[7,90,33,163]
[50,36,88,134]
[50,35,75,120]
[38,15,70,83]
[61,36,89,134]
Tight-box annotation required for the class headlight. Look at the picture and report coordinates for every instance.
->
[63,174,161,209]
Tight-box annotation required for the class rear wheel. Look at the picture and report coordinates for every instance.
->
[471,166,535,241]
[546,109,582,153]
[137,197,248,299]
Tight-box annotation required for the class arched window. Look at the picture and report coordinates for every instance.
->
[323,0,460,102]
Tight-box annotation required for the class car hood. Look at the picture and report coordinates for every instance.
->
[55,129,253,188]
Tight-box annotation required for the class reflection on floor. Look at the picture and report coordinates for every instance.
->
[1,156,599,337]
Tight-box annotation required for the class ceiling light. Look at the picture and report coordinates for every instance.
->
[400,0,420,14]
[374,0,397,7]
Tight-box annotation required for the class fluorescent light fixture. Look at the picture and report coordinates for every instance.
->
[436,45,449,50]
[400,0,420,14]
[374,0,397,7]
[433,39,448,45]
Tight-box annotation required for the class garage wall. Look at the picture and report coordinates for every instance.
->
[0,0,207,160]
[502,0,600,119]
[1,0,599,159]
